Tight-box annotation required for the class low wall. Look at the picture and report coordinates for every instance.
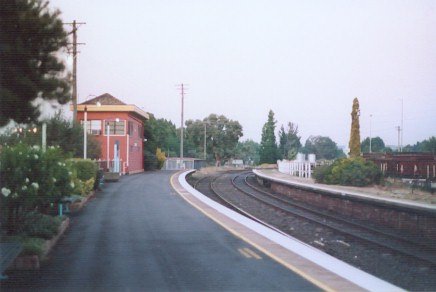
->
[256,176,436,242]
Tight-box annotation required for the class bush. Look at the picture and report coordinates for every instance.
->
[2,236,45,257]
[144,150,158,170]
[93,169,104,190]
[18,211,62,239]
[21,237,46,256]
[69,159,97,181]
[156,148,166,169]
[0,144,73,233]
[68,159,98,196]
[313,157,381,187]
[313,164,333,183]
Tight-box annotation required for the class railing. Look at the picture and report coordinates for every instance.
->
[97,159,125,174]
[277,160,315,179]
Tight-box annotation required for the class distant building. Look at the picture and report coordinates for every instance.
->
[73,93,149,174]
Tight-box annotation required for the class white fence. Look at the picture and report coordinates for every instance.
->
[277,153,316,179]
[163,158,194,170]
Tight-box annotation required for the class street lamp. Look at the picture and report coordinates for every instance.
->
[106,118,119,171]
[83,106,88,159]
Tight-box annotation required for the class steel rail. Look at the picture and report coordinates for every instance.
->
[227,171,436,267]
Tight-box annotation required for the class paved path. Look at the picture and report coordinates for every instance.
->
[3,171,318,291]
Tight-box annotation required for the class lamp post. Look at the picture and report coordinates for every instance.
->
[84,106,88,159]
[106,121,110,170]
[42,123,47,152]
[400,98,404,152]
[106,118,119,171]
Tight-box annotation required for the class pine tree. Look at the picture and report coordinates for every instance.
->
[349,97,361,157]
[0,0,70,126]
[259,110,279,164]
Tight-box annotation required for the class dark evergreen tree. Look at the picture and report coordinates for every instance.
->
[0,0,70,126]
[259,110,279,164]
[278,125,287,159]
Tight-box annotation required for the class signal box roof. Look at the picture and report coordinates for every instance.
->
[73,93,149,121]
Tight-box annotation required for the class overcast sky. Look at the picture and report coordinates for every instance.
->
[50,0,436,147]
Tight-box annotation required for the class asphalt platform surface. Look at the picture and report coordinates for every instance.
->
[2,171,319,291]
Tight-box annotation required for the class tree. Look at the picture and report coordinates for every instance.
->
[348,97,361,157]
[0,111,101,159]
[144,115,179,157]
[184,114,243,166]
[259,110,279,164]
[402,136,436,154]
[143,115,179,170]
[418,136,436,153]
[361,136,386,153]
[235,140,260,165]
[278,122,301,160]
[44,112,101,159]
[0,0,70,127]
[303,135,344,160]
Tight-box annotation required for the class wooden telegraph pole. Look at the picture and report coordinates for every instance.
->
[65,20,86,122]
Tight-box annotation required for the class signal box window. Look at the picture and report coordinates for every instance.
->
[105,121,125,135]
[81,120,102,135]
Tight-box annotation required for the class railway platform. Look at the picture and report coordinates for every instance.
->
[254,168,436,212]
[174,170,402,291]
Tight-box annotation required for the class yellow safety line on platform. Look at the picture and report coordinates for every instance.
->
[243,247,262,259]
[238,248,252,258]
[170,172,336,292]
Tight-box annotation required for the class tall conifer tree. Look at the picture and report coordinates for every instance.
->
[349,97,361,157]
[259,110,279,164]
[0,0,70,126]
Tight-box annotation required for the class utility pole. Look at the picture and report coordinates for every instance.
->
[204,123,207,160]
[396,126,401,152]
[178,84,186,160]
[400,98,404,152]
[369,114,372,153]
[65,20,86,122]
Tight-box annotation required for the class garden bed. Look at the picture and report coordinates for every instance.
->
[7,217,69,270]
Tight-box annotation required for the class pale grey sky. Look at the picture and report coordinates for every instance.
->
[51,0,436,147]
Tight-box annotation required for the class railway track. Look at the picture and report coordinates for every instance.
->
[195,170,436,267]
[189,170,436,290]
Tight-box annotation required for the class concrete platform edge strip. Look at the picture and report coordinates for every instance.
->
[253,169,436,212]
[173,170,403,292]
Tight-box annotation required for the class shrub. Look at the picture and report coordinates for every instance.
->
[0,144,73,233]
[18,211,62,239]
[21,237,45,257]
[93,169,104,190]
[69,159,98,181]
[313,164,333,183]
[313,157,381,187]
[156,148,166,169]
[68,159,98,196]
[144,150,158,170]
